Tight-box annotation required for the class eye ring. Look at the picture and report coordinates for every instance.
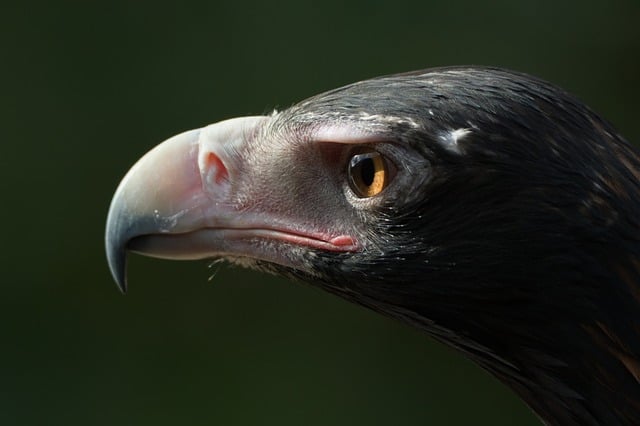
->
[347,150,389,198]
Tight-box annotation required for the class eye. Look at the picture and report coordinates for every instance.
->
[347,150,390,198]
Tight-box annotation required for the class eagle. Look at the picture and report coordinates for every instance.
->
[106,67,640,425]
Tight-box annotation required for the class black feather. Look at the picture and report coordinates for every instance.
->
[266,67,640,425]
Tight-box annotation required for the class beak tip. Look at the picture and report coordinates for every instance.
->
[115,271,128,295]
[106,220,129,294]
[107,243,129,294]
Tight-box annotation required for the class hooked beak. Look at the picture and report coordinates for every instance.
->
[105,116,267,293]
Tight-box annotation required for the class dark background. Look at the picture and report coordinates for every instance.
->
[3,1,639,425]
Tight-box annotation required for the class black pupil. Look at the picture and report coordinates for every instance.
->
[360,157,375,186]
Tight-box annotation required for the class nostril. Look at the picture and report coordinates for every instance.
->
[202,151,229,185]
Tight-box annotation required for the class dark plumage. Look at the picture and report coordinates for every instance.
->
[106,67,640,425]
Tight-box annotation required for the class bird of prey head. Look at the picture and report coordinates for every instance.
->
[106,67,640,425]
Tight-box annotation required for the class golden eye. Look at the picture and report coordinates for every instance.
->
[348,150,389,198]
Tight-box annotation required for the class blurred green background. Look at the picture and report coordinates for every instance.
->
[3,0,639,425]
